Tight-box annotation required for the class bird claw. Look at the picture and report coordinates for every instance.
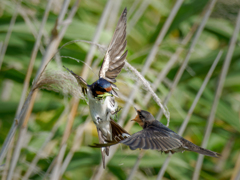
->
[112,107,122,119]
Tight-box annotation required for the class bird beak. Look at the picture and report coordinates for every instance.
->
[108,90,113,96]
[103,91,113,97]
[134,107,139,112]
[131,118,136,122]
[131,114,144,127]
[131,115,140,122]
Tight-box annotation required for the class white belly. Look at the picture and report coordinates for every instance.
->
[87,91,117,128]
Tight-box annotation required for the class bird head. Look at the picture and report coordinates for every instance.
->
[92,78,113,98]
[131,108,155,127]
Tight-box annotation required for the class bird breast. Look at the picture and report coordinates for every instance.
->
[87,91,117,125]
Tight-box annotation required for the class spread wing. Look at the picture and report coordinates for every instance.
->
[90,125,183,152]
[63,66,88,95]
[99,8,128,83]
[120,128,183,151]
[110,119,130,142]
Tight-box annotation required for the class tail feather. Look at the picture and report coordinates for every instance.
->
[97,129,109,169]
[182,138,220,158]
[191,146,220,158]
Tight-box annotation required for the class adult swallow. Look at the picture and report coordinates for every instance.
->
[90,108,220,158]
[64,8,130,168]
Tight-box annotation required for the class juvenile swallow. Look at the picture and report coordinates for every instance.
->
[90,108,220,158]
[64,8,130,168]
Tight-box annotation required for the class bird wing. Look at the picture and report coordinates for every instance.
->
[63,66,88,95]
[110,119,130,142]
[120,127,183,151]
[99,8,128,83]
[89,119,130,148]
[89,126,183,151]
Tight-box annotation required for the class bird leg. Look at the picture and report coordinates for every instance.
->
[111,106,122,119]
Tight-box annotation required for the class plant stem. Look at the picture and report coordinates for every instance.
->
[156,0,217,120]
[192,9,240,180]
[0,0,22,70]
[156,50,222,180]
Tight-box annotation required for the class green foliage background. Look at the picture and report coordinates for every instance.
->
[0,0,240,179]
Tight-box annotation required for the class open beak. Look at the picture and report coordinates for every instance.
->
[131,114,141,123]
[134,107,138,112]
[108,90,113,96]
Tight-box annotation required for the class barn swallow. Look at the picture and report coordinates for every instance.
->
[90,108,220,158]
[63,8,130,168]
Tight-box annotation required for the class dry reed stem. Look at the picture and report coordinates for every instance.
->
[128,0,140,17]
[57,0,70,24]
[0,0,22,70]
[215,137,235,172]
[231,152,240,180]
[119,0,184,127]
[0,0,81,176]
[124,61,170,126]
[1,136,15,180]
[81,0,113,79]
[105,0,121,31]
[50,98,79,180]
[126,150,145,180]
[143,22,199,103]
[156,50,222,180]
[2,0,54,176]
[0,0,54,164]
[18,7,45,54]
[6,89,38,180]
[127,0,150,32]
[60,117,91,174]
[192,9,240,180]
[156,0,217,120]
[16,0,54,122]
[22,101,70,180]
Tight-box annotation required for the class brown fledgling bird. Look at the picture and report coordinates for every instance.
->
[90,108,220,158]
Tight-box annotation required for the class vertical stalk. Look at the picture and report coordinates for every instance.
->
[192,9,240,180]
[0,0,22,70]
[0,0,54,164]
[81,0,113,79]
[22,102,69,180]
[127,0,150,32]
[143,23,198,103]
[119,0,184,126]
[50,98,78,180]
[156,50,222,180]
[156,0,218,120]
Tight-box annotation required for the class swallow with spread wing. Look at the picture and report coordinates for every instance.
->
[64,8,130,168]
[90,108,220,158]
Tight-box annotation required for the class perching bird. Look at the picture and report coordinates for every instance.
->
[63,8,130,168]
[90,108,220,158]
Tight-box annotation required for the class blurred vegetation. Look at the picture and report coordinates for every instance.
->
[0,0,240,180]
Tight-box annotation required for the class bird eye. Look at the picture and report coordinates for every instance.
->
[139,114,144,119]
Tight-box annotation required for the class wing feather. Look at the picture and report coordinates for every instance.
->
[120,127,183,151]
[63,66,88,95]
[99,8,128,83]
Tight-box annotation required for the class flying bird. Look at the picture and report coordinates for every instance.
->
[90,108,220,158]
[64,8,130,168]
